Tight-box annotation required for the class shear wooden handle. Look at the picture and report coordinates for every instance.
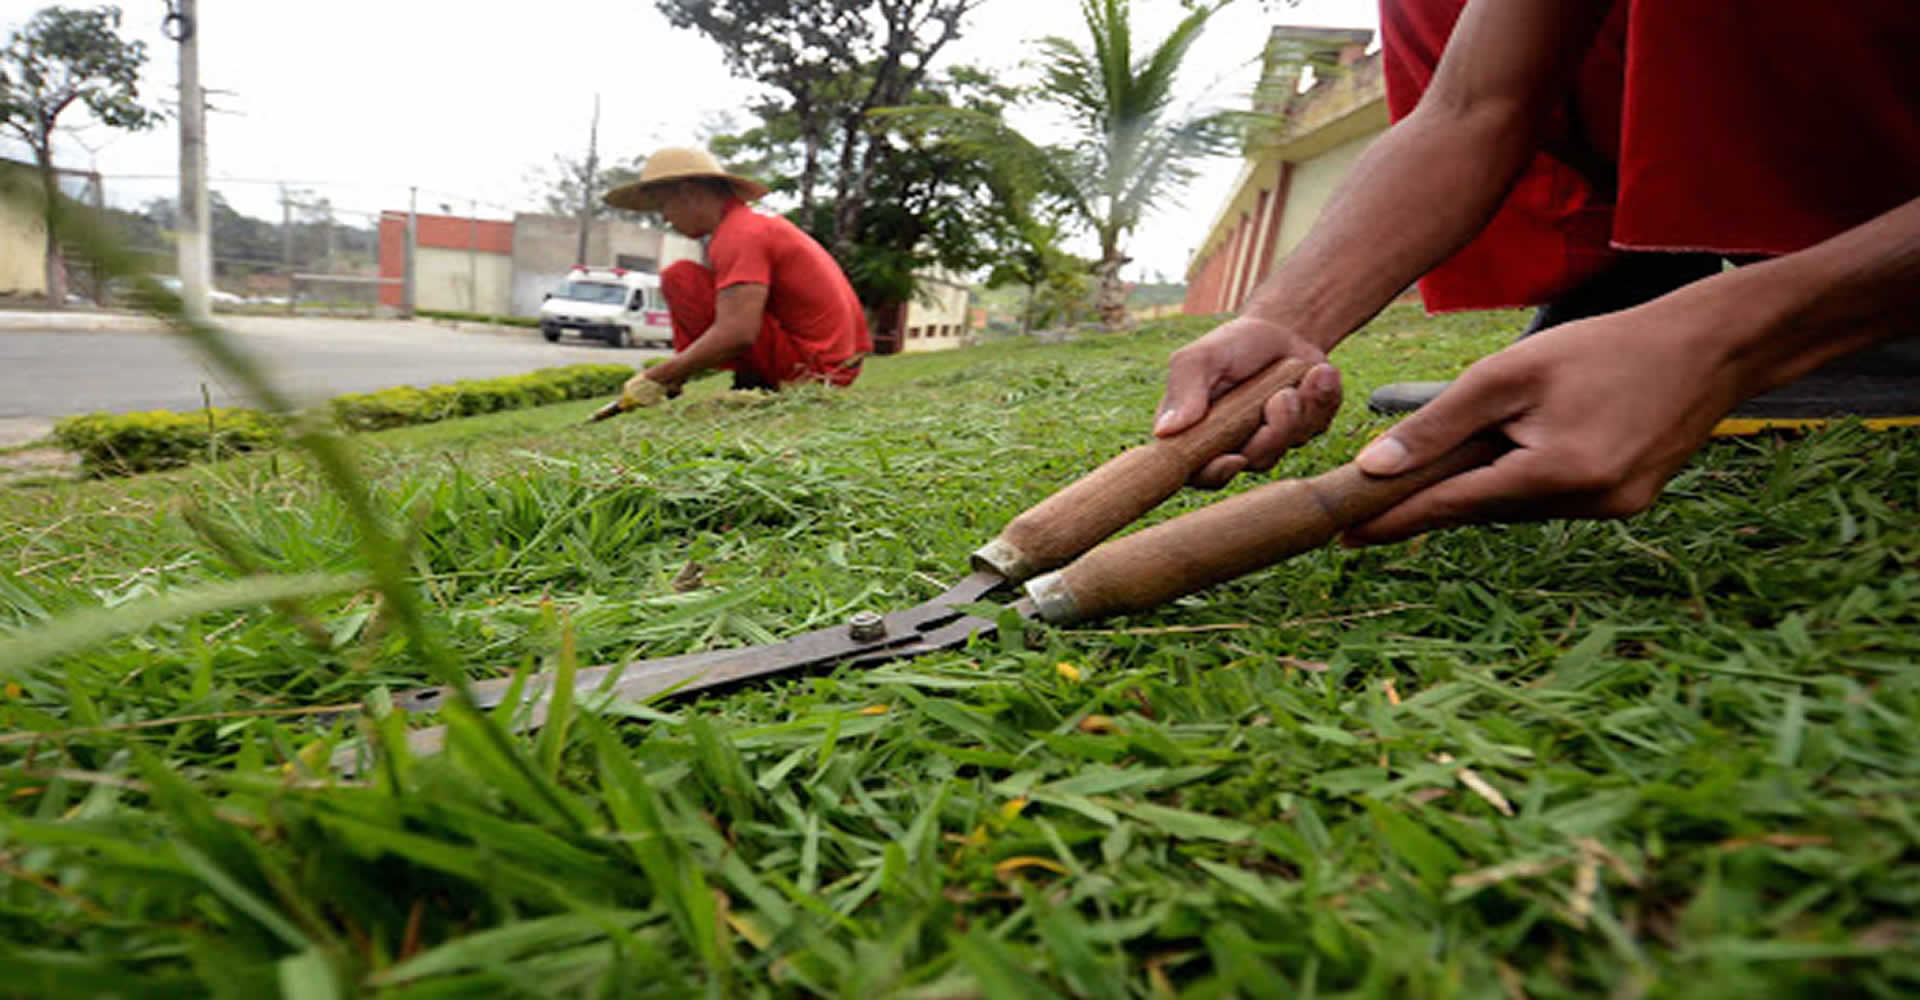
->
[1025,436,1507,624]
[972,356,1315,582]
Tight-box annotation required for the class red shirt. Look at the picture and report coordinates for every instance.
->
[1383,0,1920,312]
[709,201,872,367]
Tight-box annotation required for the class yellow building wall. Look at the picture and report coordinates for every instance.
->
[1271,130,1378,263]
[900,275,972,353]
[416,247,512,315]
[0,196,46,296]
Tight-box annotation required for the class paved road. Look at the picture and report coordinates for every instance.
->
[0,312,664,446]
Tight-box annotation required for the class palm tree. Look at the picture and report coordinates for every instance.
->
[1039,0,1244,327]
[886,0,1244,329]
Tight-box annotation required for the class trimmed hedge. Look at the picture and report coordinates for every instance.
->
[53,408,285,478]
[329,364,630,430]
[416,308,541,329]
[54,364,633,477]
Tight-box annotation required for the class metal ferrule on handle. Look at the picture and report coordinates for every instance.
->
[970,356,1315,582]
[1024,436,1507,624]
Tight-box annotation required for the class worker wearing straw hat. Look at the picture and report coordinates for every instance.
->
[604,147,871,407]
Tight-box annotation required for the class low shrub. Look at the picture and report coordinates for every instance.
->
[325,385,462,431]
[57,364,634,475]
[329,364,629,431]
[416,308,541,329]
[53,408,285,477]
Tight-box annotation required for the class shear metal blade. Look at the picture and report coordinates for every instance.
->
[336,571,1026,771]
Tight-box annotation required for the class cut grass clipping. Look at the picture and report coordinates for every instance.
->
[3,166,1918,997]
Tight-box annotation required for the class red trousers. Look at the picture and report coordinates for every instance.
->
[661,261,862,388]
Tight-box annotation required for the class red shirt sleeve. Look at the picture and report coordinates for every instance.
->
[709,214,772,290]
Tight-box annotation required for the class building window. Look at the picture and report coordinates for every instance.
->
[615,254,657,273]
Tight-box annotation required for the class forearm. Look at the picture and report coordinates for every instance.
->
[1239,0,1614,352]
[1675,196,1920,399]
[649,326,752,386]
[651,283,768,387]
[1240,100,1539,351]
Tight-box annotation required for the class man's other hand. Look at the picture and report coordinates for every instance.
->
[1345,304,1745,545]
[1154,316,1343,488]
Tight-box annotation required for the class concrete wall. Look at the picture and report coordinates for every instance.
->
[1,159,47,297]
[378,212,516,312]
[414,247,513,315]
[1271,130,1378,260]
[1185,26,1388,315]
[374,210,700,317]
[890,278,967,353]
[0,196,44,297]
[899,274,972,353]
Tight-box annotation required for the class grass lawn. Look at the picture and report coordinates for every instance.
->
[0,304,1915,997]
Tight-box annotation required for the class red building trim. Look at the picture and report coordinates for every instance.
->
[377,213,407,308]
[1254,161,1292,291]
[415,214,514,254]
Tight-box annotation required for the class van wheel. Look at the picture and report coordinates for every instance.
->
[611,327,632,349]
[542,328,561,343]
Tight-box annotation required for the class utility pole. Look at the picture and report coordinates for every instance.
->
[574,94,600,267]
[279,184,295,314]
[402,185,417,318]
[321,199,337,264]
[468,199,478,315]
[172,0,212,323]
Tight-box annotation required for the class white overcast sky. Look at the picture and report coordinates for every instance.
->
[0,0,1376,280]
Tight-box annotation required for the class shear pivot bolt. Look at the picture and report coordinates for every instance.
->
[847,611,886,642]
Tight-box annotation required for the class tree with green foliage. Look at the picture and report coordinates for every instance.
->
[532,151,654,225]
[874,81,1094,336]
[984,216,1093,334]
[1047,0,1243,327]
[656,0,985,262]
[713,64,1061,346]
[0,4,162,306]
[888,0,1248,329]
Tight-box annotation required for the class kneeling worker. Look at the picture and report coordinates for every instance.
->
[601,147,871,412]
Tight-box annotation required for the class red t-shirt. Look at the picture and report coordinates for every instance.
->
[1383,0,1920,312]
[709,202,872,366]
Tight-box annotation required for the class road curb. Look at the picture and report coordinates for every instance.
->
[413,318,542,341]
[0,310,163,334]
[0,416,56,450]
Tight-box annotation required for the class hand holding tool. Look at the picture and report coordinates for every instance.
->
[589,372,673,422]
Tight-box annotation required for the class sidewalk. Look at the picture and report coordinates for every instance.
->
[0,310,163,334]
[0,416,54,449]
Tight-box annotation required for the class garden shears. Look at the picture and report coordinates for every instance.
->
[337,359,1501,769]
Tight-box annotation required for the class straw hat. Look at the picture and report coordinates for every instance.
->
[603,147,769,211]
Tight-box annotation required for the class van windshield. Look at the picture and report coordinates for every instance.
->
[558,281,628,305]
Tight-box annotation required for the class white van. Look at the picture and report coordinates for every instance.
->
[538,266,675,349]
